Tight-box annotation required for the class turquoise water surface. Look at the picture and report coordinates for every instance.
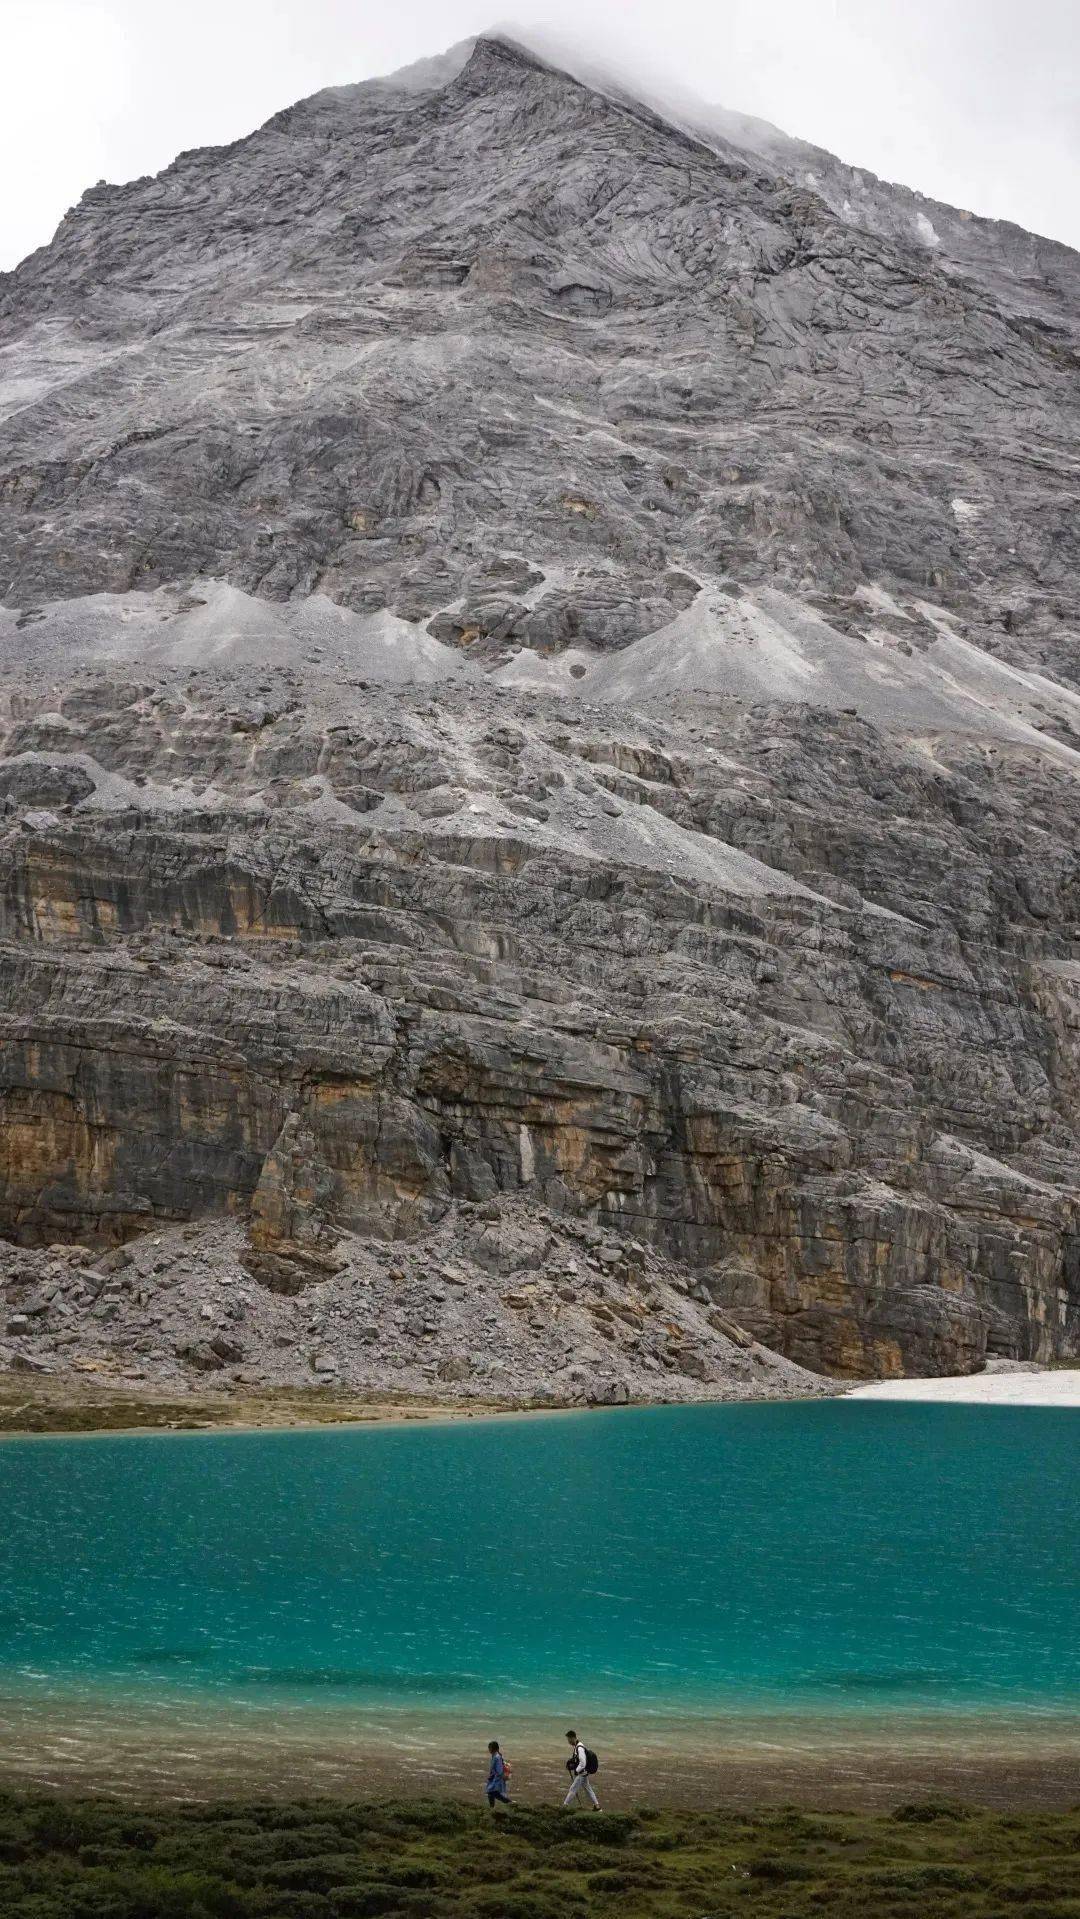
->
[0,1402,1077,1727]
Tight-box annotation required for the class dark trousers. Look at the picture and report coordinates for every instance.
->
[487,1788,510,1808]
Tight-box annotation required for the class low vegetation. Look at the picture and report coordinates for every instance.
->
[0,1380,519,1436]
[1,1794,1077,1917]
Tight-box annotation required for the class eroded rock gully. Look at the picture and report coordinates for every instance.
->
[0,35,1078,1396]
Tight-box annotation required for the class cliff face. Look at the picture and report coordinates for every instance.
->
[0,35,1078,1387]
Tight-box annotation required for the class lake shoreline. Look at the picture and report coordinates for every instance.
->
[0,1370,848,1438]
[0,1375,599,1440]
[4,1363,1078,1439]
[3,1401,1076,1827]
[4,1697,1080,1812]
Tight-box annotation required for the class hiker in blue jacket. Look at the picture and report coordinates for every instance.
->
[485,1740,511,1810]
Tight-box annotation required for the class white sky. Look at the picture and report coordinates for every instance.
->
[2,0,1079,272]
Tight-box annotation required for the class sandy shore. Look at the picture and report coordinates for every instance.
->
[3,1692,1079,1811]
[846,1369,1080,1406]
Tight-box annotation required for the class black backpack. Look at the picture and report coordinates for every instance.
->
[584,1748,599,1775]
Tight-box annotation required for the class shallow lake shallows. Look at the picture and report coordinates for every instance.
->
[1,1401,1077,1737]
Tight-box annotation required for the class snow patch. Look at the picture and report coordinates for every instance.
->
[914,211,942,248]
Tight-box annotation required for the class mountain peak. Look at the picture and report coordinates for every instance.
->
[0,15,1078,1389]
[467,30,551,71]
[444,31,561,98]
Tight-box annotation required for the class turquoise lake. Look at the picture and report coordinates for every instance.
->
[0,1402,1077,1738]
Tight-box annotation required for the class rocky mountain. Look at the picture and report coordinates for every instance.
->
[0,33,1077,1399]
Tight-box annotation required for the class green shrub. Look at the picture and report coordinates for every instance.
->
[892,1801,973,1824]
[341,1895,436,1919]
[747,1855,812,1881]
[262,1854,361,1892]
[0,1793,1076,1919]
[66,1866,254,1919]
[30,1803,100,1852]
[467,1895,576,1919]
[585,1868,660,1892]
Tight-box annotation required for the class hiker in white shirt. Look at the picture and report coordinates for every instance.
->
[562,1729,601,1809]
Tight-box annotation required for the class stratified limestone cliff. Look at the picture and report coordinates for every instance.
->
[0,36,1077,1389]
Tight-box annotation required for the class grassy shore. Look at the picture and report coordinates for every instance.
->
[0,1377,528,1437]
[1,1794,1077,1917]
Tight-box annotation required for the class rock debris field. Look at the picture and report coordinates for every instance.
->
[1,1203,826,1406]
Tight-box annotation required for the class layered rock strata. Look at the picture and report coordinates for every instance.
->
[0,34,1078,1386]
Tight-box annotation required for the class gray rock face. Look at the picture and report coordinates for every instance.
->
[0,32,1077,1382]
[3,31,1080,678]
